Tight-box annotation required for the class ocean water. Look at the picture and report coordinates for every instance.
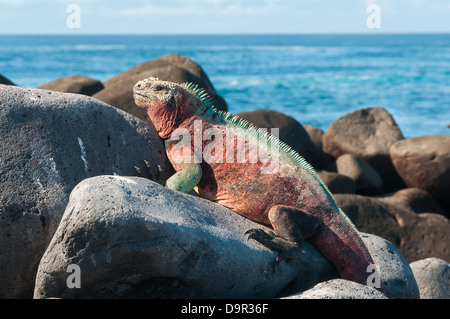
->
[1,34,449,138]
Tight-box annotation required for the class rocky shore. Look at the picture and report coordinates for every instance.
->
[1,54,449,299]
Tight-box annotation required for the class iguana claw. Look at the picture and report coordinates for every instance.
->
[245,228,302,267]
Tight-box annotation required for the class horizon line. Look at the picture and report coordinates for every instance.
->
[1,31,450,36]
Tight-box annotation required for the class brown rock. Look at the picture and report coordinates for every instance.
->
[155,53,219,97]
[317,170,356,194]
[323,107,405,192]
[335,194,401,246]
[237,110,333,170]
[38,75,104,96]
[93,54,227,123]
[374,188,446,216]
[389,135,450,214]
[303,124,325,150]
[336,154,383,194]
[335,194,450,263]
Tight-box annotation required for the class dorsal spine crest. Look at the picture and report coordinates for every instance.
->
[180,81,331,196]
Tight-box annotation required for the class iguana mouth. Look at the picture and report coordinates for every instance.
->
[133,92,154,108]
[133,92,150,99]
[133,89,176,110]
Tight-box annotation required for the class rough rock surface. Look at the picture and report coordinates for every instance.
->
[303,124,325,150]
[375,188,446,216]
[33,175,421,299]
[0,85,171,298]
[38,75,104,96]
[410,258,450,299]
[33,176,337,299]
[335,154,383,194]
[360,233,419,299]
[389,135,450,214]
[237,109,333,170]
[323,107,405,192]
[317,170,356,194]
[286,233,419,299]
[93,54,227,123]
[284,279,388,299]
[335,194,450,263]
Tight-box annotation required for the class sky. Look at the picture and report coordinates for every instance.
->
[0,0,449,34]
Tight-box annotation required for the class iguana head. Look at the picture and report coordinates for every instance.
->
[133,77,206,139]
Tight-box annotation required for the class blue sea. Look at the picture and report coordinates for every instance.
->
[1,34,449,138]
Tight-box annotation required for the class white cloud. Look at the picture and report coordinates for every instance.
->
[122,5,200,17]
[1,0,450,34]
[0,0,24,4]
[121,0,279,18]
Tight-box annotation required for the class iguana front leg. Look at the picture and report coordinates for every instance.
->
[247,205,322,265]
[165,162,202,193]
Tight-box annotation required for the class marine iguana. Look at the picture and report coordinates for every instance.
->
[133,77,383,291]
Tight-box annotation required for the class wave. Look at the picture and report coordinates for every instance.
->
[75,44,126,51]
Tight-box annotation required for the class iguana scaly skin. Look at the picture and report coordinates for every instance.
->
[133,77,383,291]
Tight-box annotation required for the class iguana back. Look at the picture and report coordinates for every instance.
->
[133,77,383,292]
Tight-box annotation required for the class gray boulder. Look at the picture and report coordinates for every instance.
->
[0,85,171,298]
[0,74,15,86]
[34,175,420,299]
[410,258,450,299]
[284,279,388,299]
[285,233,419,299]
[360,233,419,299]
[33,176,336,299]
